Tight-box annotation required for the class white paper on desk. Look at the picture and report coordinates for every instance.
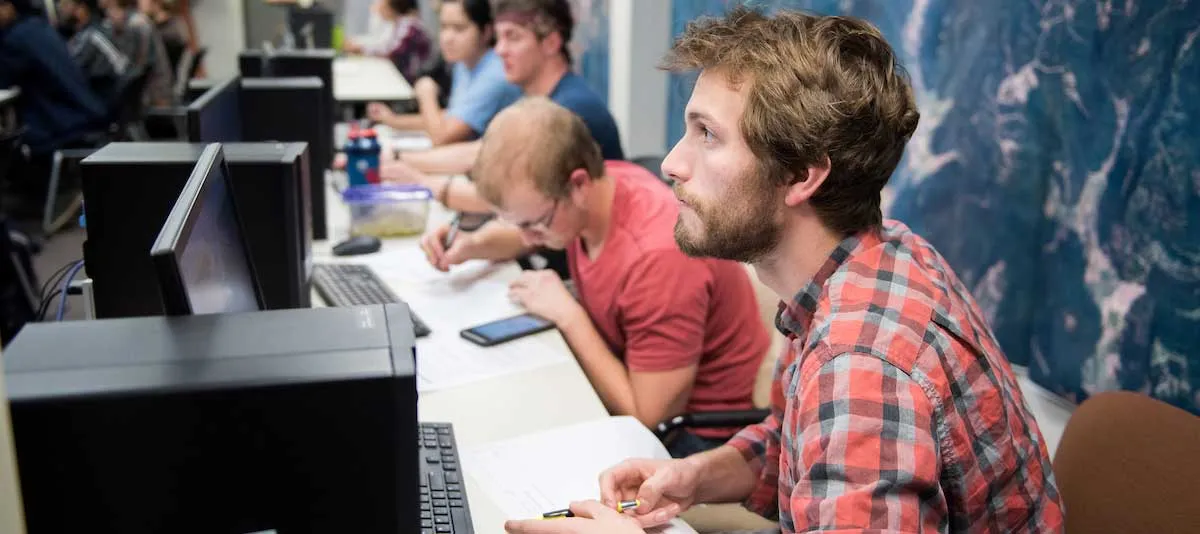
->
[462,416,699,534]
[415,331,568,393]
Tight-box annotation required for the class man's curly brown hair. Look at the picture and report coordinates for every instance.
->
[662,6,921,236]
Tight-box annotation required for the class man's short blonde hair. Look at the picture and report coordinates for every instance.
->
[662,6,920,236]
[473,96,604,207]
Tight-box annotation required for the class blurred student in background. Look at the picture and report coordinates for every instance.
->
[367,0,520,145]
[343,0,431,85]
[0,0,106,156]
[57,0,127,101]
[103,0,172,106]
[138,0,193,75]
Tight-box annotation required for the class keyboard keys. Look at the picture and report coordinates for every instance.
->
[312,263,431,336]
[418,422,472,533]
[451,509,472,532]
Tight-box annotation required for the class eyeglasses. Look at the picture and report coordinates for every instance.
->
[506,198,560,232]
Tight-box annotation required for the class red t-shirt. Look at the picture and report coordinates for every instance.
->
[567,161,769,437]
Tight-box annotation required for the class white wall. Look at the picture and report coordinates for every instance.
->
[192,0,247,79]
[608,0,670,159]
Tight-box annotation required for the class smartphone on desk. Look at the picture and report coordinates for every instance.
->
[460,313,555,347]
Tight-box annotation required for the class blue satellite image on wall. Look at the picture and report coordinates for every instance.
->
[665,0,1200,414]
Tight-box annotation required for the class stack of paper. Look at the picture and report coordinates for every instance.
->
[462,416,698,533]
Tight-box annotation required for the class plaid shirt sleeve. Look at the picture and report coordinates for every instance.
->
[789,352,943,532]
[726,411,782,520]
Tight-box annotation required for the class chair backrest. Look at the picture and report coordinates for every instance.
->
[1053,391,1200,533]
[741,263,786,408]
[173,47,208,101]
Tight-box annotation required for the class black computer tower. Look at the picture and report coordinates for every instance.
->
[238,49,335,164]
[6,304,419,533]
[239,77,331,239]
[81,142,312,318]
[224,142,313,309]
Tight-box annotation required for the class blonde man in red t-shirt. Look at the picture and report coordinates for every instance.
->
[419,96,769,457]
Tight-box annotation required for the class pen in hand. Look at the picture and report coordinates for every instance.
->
[541,499,640,519]
[443,213,462,250]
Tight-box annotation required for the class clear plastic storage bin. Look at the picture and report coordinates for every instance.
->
[342,184,432,237]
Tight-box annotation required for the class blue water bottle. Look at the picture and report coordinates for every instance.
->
[344,125,366,187]
[362,128,382,184]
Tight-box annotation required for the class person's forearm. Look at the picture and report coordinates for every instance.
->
[400,141,481,174]
[416,94,449,144]
[558,311,640,420]
[419,175,493,213]
[466,222,530,262]
[687,445,760,505]
[382,112,426,131]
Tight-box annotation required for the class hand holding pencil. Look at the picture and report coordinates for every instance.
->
[503,500,646,534]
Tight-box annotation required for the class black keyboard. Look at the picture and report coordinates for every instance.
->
[420,422,474,534]
[312,263,431,337]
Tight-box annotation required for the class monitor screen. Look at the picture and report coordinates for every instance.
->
[151,144,263,315]
[186,77,242,143]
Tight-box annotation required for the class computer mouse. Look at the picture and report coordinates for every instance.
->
[332,235,382,256]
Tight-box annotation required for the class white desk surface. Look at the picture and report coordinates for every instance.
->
[314,176,609,533]
[333,56,414,102]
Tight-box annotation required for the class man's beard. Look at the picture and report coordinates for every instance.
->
[673,165,783,263]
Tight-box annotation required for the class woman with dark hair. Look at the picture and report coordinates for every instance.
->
[367,0,519,145]
[343,0,431,84]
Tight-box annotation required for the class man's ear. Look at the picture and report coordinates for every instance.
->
[783,156,831,207]
[568,168,591,203]
[540,30,564,58]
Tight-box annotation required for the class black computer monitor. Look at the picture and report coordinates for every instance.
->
[150,144,264,316]
[185,76,242,142]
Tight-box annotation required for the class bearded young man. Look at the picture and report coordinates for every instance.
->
[504,7,1064,534]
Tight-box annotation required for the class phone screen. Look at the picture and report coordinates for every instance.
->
[467,314,552,341]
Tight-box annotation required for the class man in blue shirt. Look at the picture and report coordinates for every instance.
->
[382,0,624,215]
[0,0,107,155]
[490,0,621,160]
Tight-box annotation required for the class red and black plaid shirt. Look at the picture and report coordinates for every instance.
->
[727,220,1064,533]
